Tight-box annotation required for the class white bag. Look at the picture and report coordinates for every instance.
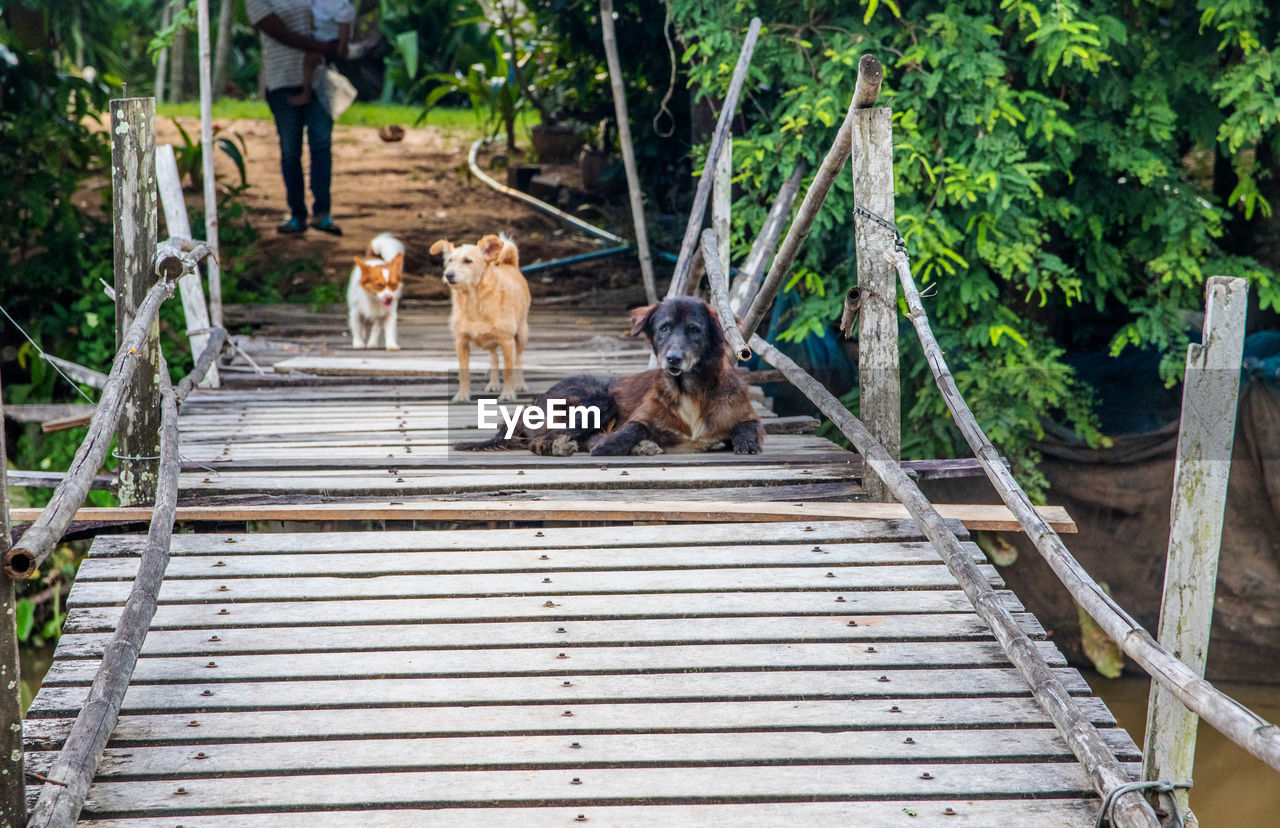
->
[315,64,357,120]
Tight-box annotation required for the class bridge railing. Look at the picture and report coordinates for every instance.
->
[695,51,1279,828]
[0,95,229,827]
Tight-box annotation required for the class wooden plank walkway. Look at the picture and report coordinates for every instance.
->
[24,303,1134,824]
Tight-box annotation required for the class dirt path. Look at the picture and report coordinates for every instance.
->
[158,117,644,303]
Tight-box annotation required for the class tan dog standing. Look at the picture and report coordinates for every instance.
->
[429,234,531,402]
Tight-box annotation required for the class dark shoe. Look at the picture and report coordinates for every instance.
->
[277,216,307,234]
[309,215,343,236]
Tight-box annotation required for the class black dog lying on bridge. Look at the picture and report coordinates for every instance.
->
[456,297,765,456]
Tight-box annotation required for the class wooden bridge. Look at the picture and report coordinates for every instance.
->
[7,55,1280,827]
[17,301,1138,826]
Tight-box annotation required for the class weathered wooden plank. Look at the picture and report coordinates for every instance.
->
[62,590,1024,633]
[26,695,1117,748]
[27,667,1094,716]
[64,564,996,605]
[1142,275,1249,816]
[40,640,1064,685]
[75,540,979,576]
[53,613,1045,658]
[72,800,1105,828]
[24,728,1140,779]
[62,762,1137,815]
[9,502,1074,533]
[90,520,944,554]
[177,465,855,496]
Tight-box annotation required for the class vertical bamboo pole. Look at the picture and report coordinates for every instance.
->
[599,0,657,304]
[1142,276,1248,821]
[730,163,804,314]
[0,368,25,826]
[197,0,223,332]
[851,91,899,501]
[154,0,171,101]
[168,0,187,103]
[665,17,761,299]
[211,0,233,99]
[712,139,732,273]
[112,97,162,506]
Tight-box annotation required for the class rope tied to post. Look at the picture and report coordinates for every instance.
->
[1094,779,1192,828]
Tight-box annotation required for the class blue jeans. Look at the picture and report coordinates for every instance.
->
[265,87,333,219]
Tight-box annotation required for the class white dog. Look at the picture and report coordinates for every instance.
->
[347,232,405,350]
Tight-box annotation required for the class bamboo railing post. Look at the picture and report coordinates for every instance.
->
[729,163,805,313]
[155,144,220,388]
[700,229,750,362]
[0,367,25,826]
[599,0,657,304]
[892,248,1280,774]
[664,17,761,299]
[1143,276,1249,820]
[112,97,162,507]
[713,136,732,273]
[849,60,898,501]
[740,54,884,338]
[197,0,223,330]
[26,369,181,828]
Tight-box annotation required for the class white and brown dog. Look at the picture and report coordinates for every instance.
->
[347,232,405,350]
[430,234,531,402]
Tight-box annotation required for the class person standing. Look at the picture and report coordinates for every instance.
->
[245,0,346,235]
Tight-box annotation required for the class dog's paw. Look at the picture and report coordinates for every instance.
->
[385,344,401,352]
[498,389,518,402]
[485,380,501,392]
[551,435,579,457]
[632,440,663,456]
[451,391,472,403]
[733,441,762,455]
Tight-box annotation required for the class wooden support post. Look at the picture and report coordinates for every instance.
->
[112,97,162,507]
[713,138,732,273]
[197,0,223,330]
[1142,276,1249,821]
[851,74,899,502]
[0,368,26,826]
[599,0,657,304]
[155,144,220,388]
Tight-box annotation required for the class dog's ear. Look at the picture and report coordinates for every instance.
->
[353,256,367,270]
[628,303,659,338]
[429,240,452,256]
[477,234,504,262]
[387,252,405,276]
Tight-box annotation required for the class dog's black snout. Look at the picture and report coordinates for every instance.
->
[444,272,456,284]
[665,351,684,369]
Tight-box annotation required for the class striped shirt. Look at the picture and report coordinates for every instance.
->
[245,0,312,92]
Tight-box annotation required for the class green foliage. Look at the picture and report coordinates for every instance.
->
[379,0,489,102]
[420,35,527,151]
[671,0,1280,492]
[169,117,250,190]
